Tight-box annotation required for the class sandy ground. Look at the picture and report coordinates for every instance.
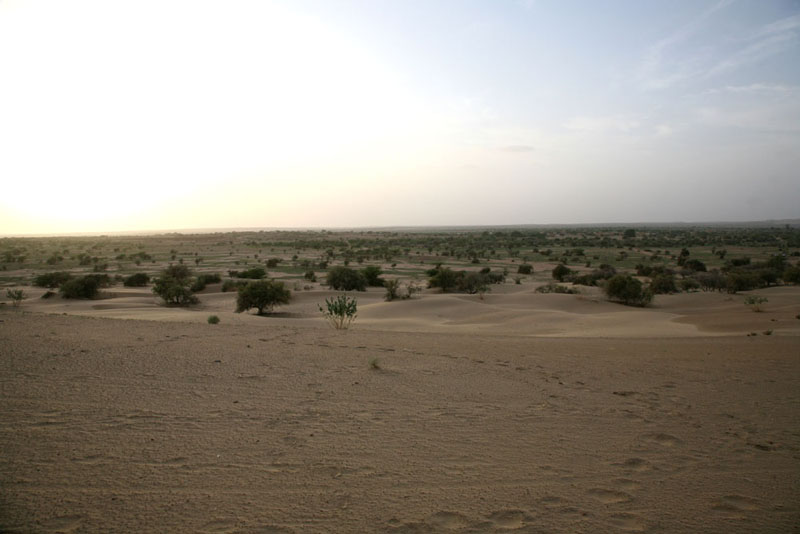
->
[1,286,799,532]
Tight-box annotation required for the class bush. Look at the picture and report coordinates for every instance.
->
[152,266,198,306]
[235,280,291,315]
[266,258,281,268]
[458,272,490,295]
[6,288,26,307]
[604,274,652,307]
[319,294,357,329]
[236,267,267,279]
[327,266,367,291]
[33,271,73,288]
[384,278,401,301]
[60,275,102,299]
[361,265,384,287]
[123,272,150,287]
[725,272,761,294]
[304,270,317,282]
[650,273,678,294]
[683,259,707,272]
[784,265,800,284]
[552,264,572,282]
[679,277,700,292]
[221,279,248,292]
[191,273,222,292]
[207,315,220,324]
[428,266,459,293]
[743,296,768,312]
[517,264,533,275]
[694,270,726,292]
[535,282,579,294]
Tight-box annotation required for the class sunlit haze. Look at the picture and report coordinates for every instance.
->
[1,0,798,235]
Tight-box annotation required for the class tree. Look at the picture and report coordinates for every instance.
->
[60,275,102,299]
[6,288,26,307]
[650,273,678,294]
[235,280,291,315]
[361,265,384,287]
[428,266,459,293]
[33,271,73,288]
[152,265,198,305]
[552,264,572,282]
[604,274,652,307]
[384,278,401,301]
[123,272,150,287]
[319,294,358,329]
[517,264,533,275]
[326,266,367,291]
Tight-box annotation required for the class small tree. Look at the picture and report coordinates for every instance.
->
[361,265,384,287]
[743,296,767,312]
[152,265,198,306]
[604,274,652,307]
[33,271,73,288]
[235,280,291,315]
[650,273,678,294]
[384,278,401,301]
[428,266,459,293]
[327,266,367,291]
[60,275,102,299]
[517,264,533,275]
[6,288,26,307]
[552,264,572,282]
[123,272,150,287]
[319,294,357,329]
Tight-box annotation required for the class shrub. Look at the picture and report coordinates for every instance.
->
[384,278,401,301]
[207,315,220,324]
[552,264,572,282]
[191,273,222,292]
[695,270,726,292]
[236,267,267,279]
[60,275,102,299]
[327,266,367,291]
[304,270,317,282]
[6,288,26,307]
[221,279,247,292]
[725,272,761,294]
[517,264,533,275]
[266,258,281,268]
[679,277,700,292]
[458,272,490,295]
[604,274,652,307]
[683,259,707,272]
[33,271,73,288]
[123,272,150,287]
[319,294,357,329]
[428,266,459,293]
[361,265,384,287]
[535,282,579,294]
[152,266,198,306]
[743,296,767,312]
[235,280,291,315]
[650,273,678,294]
[784,265,800,284]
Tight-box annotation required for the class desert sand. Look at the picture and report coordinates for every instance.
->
[1,285,799,532]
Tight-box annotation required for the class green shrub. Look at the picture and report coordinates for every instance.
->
[33,271,73,288]
[327,266,367,291]
[743,296,767,312]
[726,272,761,294]
[384,278,401,301]
[191,273,222,292]
[552,264,572,282]
[427,266,459,293]
[235,280,291,315]
[235,267,266,279]
[60,275,102,299]
[6,288,26,307]
[361,265,384,287]
[679,277,700,292]
[650,273,678,294]
[266,258,281,268]
[535,282,579,294]
[304,270,317,282]
[123,272,150,287]
[517,264,533,275]
[207,315,220,324]
[604,274,652,307]
[319,294,358,329]
[221,279,248,292]
[152,265,198,306]
[41,290,56,299]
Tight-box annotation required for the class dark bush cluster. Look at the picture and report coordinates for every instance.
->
[60,274,111,299]
[123,272,150,287]
[327,266,367,291]
[604,274,653,307]
[33,271,73,288]
[427,265,504,294]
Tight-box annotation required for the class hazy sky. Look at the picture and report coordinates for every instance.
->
[1,0,799,234]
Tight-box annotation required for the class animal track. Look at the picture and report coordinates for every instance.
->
[587,488,633,504]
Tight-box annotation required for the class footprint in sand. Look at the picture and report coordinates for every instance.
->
[612,478,642,491]
[586,488,633,504]
[40,515,83,532]
[200,518,238,533]
[615,457,651,472]
[607,512,646,532]
[640,432,682,447]
[712,494,760,518]
[426,511,470,530]
[486,509,531,529]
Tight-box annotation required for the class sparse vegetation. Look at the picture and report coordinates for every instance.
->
[6,288,26,307]
[235,280,291,315]
[319,294,358,329]
[743,296,768,312]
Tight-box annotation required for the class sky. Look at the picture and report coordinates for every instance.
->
[0,0,799,235]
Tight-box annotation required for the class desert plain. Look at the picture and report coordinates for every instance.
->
[1,228,799,533]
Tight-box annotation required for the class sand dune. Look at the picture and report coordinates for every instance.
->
[1,310,798,533]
